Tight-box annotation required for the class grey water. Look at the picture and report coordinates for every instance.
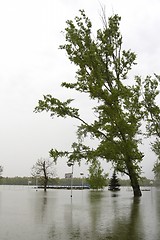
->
[0,186,159,240]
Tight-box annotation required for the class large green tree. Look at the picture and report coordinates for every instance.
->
[35,10,144,197]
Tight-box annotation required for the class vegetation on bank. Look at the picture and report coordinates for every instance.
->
[0,176,155,187]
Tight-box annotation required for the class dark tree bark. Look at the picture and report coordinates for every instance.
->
[43,161,48,192]
[126,160,142,197]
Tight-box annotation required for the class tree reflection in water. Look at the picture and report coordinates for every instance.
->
[86,190,144,240]
[105,197,144,240]
[32,190,48,224]
[30,188,160,240]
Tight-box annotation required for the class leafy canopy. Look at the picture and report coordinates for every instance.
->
[35,10,144,179]
[87,160,108,190]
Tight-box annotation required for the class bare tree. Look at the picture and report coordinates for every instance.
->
[31,158,56,191]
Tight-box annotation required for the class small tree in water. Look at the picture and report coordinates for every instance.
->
[31,158,56,191]
[87,160,108,190]
[108,171,120,191]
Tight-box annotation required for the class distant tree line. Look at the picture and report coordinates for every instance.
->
[0,176,32,185]
[0,177,89,187]
[0,176,154,187]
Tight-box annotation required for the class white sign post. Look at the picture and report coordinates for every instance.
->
[67,161,74,197]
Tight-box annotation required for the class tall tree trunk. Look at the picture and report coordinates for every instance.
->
[130,175,142,197]
[43,161,48,192]
[44,178,47,192]
[126,160,142,197]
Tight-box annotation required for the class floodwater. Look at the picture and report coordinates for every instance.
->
[0,186,159,240]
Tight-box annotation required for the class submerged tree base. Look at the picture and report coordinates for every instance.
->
[133,185,142,197]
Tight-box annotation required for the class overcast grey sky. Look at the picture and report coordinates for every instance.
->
[0,0,159,179]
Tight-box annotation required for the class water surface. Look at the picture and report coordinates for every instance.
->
[0,186,159,240]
